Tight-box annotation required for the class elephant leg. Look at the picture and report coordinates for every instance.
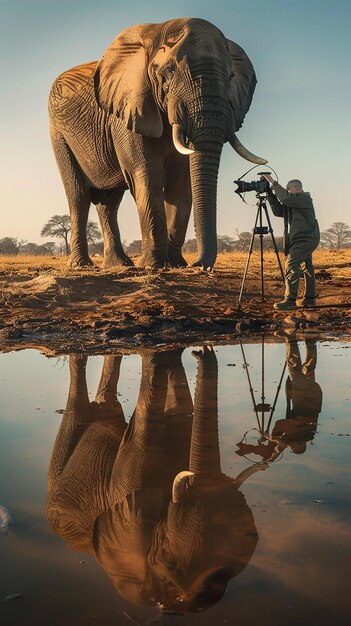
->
[125,166,168,269]
[50,127,93,267]
[92,355,127,425]
[95,355,123,405]
[93,189,134,268]
[48,355,91,489]
[47,355,128,550]
[164,156,192,267]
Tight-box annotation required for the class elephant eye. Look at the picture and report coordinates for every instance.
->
[164,69,173,80]
[163,61,176,79]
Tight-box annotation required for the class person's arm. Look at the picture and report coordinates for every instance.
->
[261,174,283,216]
[271,182,290,202]
[267,192,284,217]
[272,182,312,210]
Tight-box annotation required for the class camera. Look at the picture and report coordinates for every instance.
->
[234,172,271,197]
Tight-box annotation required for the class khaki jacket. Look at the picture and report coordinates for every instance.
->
[268,182,319,245]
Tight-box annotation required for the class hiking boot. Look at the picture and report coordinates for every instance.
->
[273,298,297,311]
[297,297,316,308]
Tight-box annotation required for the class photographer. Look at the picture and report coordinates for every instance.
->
[262,175,320,311]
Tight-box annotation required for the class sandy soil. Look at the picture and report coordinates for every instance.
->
[1,250,351,354]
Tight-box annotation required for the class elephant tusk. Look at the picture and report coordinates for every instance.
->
[172,470,195,503]
[172,124,194,155]
[229,134,268,165]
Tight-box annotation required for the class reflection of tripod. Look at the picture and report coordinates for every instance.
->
[239,337,286,441]
[238,193,285,305]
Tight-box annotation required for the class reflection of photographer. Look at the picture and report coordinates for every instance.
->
[263,174,320,311]
[236,332,323,461]
[271,331,323,454]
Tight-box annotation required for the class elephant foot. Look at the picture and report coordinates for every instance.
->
[103,251,134,269]
[167,244,188,268]
[67,254,93,268]
[138,251,167,269]
[192,254,216,271]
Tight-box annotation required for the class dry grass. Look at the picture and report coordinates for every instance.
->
[0,255,67,274]
[1,248,350,276]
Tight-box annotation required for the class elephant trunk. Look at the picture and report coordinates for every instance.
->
[189,353,221,475]
[189,149,221,269]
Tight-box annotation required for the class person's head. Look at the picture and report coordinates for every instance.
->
[286,179,303,193]
[289,440,307,454]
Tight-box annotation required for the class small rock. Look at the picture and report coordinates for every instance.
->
[0,505,13,533]
[2,593,22,603]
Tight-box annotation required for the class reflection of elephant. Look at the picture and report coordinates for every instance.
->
[49,18,266,269]
[47,347,261,615]
[47,354,128,549]
[47,349,193,555]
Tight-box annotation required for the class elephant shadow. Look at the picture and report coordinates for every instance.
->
[47,347,260,614]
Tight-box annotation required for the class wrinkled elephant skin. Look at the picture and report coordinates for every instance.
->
[49,17,266,269]
[47,348,260,613]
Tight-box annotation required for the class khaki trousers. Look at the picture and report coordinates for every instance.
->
[284,236,319,299]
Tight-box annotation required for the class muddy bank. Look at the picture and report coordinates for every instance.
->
[1,252,351,354]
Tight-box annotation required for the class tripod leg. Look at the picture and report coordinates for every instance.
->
[259,208,265,302]
[238,207,259,304]
[264,206,285,281]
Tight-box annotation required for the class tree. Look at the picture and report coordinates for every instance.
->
[320,222,351,250]
[19,242,56,256]
[86,220,102,246]
[126,240,142,255]
[182,238,198,253]
[41,215,71,255]
[233,230,252,252]
[86,220,103,254]
[217,235,235,252]
[0,237,27,255]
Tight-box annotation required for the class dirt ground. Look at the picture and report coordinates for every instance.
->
[1,249,351,354]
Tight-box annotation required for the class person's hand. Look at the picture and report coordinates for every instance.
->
[262,174,274,184]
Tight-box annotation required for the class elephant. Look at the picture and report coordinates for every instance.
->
[49,17,267,270]
[47,349,193,553]
[47,354,128,548]
[47,347,263,616]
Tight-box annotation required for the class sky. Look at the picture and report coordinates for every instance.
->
[1,0,350,246]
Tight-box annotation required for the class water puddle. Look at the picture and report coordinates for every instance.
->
[0,338,350,625]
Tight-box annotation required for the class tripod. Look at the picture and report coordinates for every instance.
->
[239,337,286,438]
[238,193,285,305]
[236,338,287,465]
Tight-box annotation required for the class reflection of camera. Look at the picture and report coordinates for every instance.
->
[234,172,271,196]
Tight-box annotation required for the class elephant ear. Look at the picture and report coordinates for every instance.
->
[94,24,163,138]
[226,39,257,132]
